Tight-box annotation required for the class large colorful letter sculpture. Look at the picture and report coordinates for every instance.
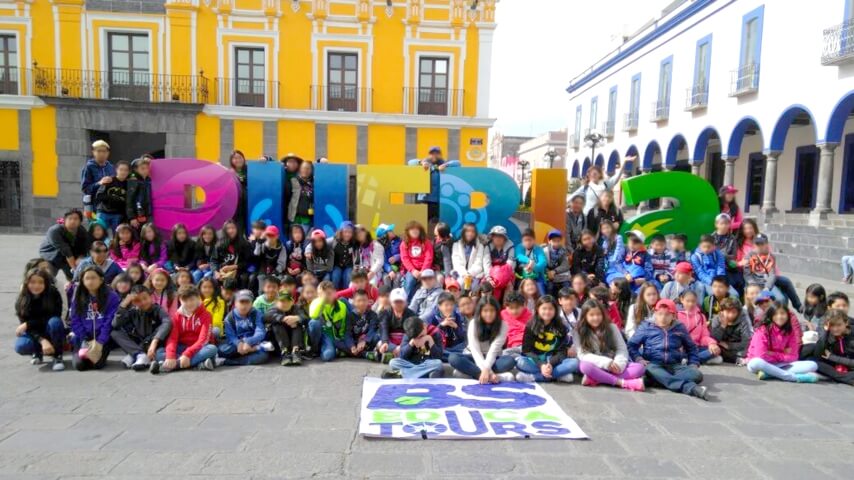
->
[247,160,285,232]
[356,166,430,232]
[618,171,719,250]
[530,169,568,242]
[150,158,240,235]
[314,163,350,237]
[438,168,523,245]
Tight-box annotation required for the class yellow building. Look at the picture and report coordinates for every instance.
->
[0,0,496,230]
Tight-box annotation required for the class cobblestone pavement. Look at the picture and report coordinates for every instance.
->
[1,235,853,479]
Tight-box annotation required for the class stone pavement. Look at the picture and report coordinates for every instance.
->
[1,234,853,480]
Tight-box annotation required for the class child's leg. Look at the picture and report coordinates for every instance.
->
[307,319,323,353]
[289,324,304,352]
[394,359,442,378]
[535,280,546,296]
[403,273,418,302]
[515,356,546,381]
[270,323,290,353]
[579,360,621,385]
[697,346,715,364]
[816,360,854,385]
[331,267,343,290]
[769,286,788,308]
[388,357,413,375]
[619,362,646,380]
[492,355,517,373]
[774,276,802,311]
[70,335,89,371]
[441,343,466,362]
[319,333,336,362]
[45,317,65,354]
[448,353,480,378]
[552,357,580,378]
[13,334,38,356]
[786,360,818,375]
[217,342,238,360]
[843,256,854,280]
[224,349,268,366]
[668,364,702,394]
[747,358,798,381]
[189,344,219,368]
[646,363,698,394]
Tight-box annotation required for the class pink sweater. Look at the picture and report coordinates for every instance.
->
[110,242,141,269]
[677,306,715,347]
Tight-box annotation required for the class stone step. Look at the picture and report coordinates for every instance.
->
[764,214,854,228]
[762,223,854,237]
[772,242,851,263]
[786,272,854,298]
[775,252,842,282]
[765,231,854,249]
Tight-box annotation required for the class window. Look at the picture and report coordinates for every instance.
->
[235,47,266,107]
[574,105,582,141]
[657,56,672,110]
[108,32,150,101]
[630,73,641,116]
[606,86,617,135]
[0,35,17,95]
[737,5,764,91]
[693,35,712,94]
[418,57,449,115]
[0,161,21,227]
[327,52,358,112]
[589,97,598,131]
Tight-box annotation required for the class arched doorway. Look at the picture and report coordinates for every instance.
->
[581,158,592,177]
[826,91,854,212]
[571,160,580,179]
[727,117,765,211]
[694,127,722,189]
[607,150,620,175]
[770,105,817,212]
[666,134,691,172]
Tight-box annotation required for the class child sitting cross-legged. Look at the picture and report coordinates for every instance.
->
[151,285,218,374]
[427,292,467,361]
[709,298,753,365]
[628,299,709,400]
[217,290,271,366]
[382,316,444,379]
[448,297,515,383]
[111,285,171,371]
[263,291,305,366]
[746,301,818,383]
[676,290,723,364]
[575,299,645,391]
[515,296,579,383]
[814,309,854,385]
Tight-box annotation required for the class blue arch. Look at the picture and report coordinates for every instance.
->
[693,127,719,164]
[582,158,592,176]
[726,116,762,157]
[826,91,854,143]
[607,150,620,174]
[571,161,580,178]
[642,140,662,170]
[624,145,639,173]
[594,154,605,167]
[666,134,688,167]
[770,105,817,151]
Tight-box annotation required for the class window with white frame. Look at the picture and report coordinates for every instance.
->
[0,35,17,95]
[107,32,150,101]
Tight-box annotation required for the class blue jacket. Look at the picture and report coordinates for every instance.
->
[224,307,266,348]
[627,320,700,366]
[381,236,402,273]
[80,159,116,198]
[427,308,467,348]
[600,235,625,275]
[690,248,726,285]
[514,244,547,281]
[616,248,653,281]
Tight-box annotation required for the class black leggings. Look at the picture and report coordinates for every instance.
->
[270,323,304,353]
[816,360,854,385]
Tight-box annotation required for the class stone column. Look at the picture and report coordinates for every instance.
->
[690,163,701,176]
[761,150,780,215]
[660,167,672,209]
[722,156,736,187]
[812,143,839,219]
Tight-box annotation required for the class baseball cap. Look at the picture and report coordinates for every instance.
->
[390,288,407,303]
[429,146,442,154]
[754,233,769,245]
[674,262,693,274]
[376,223,395,237]
[277,291,294,302]
[547,229,563,240]
[236,290,254,302]
[626,230,646,243]
[489,225,508,237]
[340,220,354,230]
[719,185,738,195]
[715,213,732,223]
[310,229,327,240]
[655,299,677,314]
[421,269,436,278]
[264,225,280,237]
[445,277,461,291]
[755,290,774,303]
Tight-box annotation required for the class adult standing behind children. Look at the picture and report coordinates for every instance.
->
[570,156,633,214]
[39,209,89,281]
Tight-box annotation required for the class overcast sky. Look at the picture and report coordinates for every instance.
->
[488,0,671,137]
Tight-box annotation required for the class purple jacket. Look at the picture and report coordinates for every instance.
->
[70,289,120,345]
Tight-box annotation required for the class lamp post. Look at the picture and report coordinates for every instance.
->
[518,159,530,199]
[543,148,562,169]
[584,130,607,169]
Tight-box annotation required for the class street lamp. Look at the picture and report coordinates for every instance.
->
[584,130,607,169]
[518,159,530,198]
[543,148,562,169]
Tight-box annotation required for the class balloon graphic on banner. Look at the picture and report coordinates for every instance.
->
[150,159,240,235]
[439,168,522,244]
[314,163,350,237]
[247,160,284,232]
[618,171,719,249]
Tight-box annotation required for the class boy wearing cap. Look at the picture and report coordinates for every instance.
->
[306,281,351,362]
[126,155,153,228]
[660,262,705,306]
[263,291,304,366]
[81,140,115,217]
[544,230,572,296]
[710,298,753,365]
[253,225,286,283]
[217,290,270,366]
[628,299,709,400]
[744,234,803,311]
[515,228,548,294]
[691,234,734,297]
[610,230,652,292]
[409,269,443,321]
[151,285,218,374]
[377,288,416,359]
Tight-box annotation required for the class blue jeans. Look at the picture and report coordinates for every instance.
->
[155,344,218,369]
[403,272,419,303]
[515,356,579,382]
[843,255,854,280]
[192,267,212,283]
[217,342,269,366]
[448,353,516,379]
[697,346,717,364]
[14,317,65,357]
[442,342,467,362]
[98,212,123,233]
[769,276,802,311]
[746,358,818,382]
[307,319,337,362]
[388,358,444,378]
[332,266,353,290]
[645,363,703,394]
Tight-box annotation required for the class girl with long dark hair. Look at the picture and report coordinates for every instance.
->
[574,300,645,390]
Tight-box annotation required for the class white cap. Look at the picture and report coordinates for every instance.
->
[390,288,407,303]
[91,140,110,150]
[489,225,508,237]
[626,230,646,243]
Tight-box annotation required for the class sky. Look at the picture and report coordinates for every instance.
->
[488,0,672,137]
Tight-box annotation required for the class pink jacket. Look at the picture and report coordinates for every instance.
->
[110,241,141,269]
[747,323,800,363]
[677,306,716,347]
[400,238,434,273]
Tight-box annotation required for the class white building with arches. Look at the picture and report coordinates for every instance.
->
[566,0,854,222]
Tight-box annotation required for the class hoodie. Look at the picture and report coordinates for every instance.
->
[743,251,779,290]
[677,306,716,348]
[81,159,116,199]
[710,311,752,357]
[164,305,212,360]
[379,236,402,273]
[112,304,171,343]
[223,307,267,349]
[69,289,120,346]
[309,298,351,347]
[747,322,800,364]
[571,244,604,281]
[410,284,443,321]
[514,243,547,281]
[306,243,334,276]
[500,307,532,348]
[400,238,434,273]
[691,248,726,285]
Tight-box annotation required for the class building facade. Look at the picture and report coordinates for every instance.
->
[0,0,497,231]
[516,129,566,170]
[566,0,854,223]
[488,131,531,178]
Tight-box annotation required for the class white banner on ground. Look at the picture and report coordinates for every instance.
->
[359,377,588,440]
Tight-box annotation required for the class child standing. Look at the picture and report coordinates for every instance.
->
[814,310,854,385]
[218,290,270,366]
[94,160,130,232]
[449,297,515,382]
[628,299,708,400]
[69,266,120,371]
[574,300,645,391]
[14,269,65,370]
[515,296,578,383]
[151,285,218,373]
[677,290,722,364]
[746,302,818,382]
[329,221,357,290]
[710,298,753,365]
[383,316,444,379]
[126,155,153,229]
[287,160,315,228]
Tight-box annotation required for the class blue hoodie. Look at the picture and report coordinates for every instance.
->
[223,307,266,348]
[381,236,402,273]
[514,243,547,281]
[81,159,116,198]
[627,320,700,366]
[690,248,726,285]
[427,307,467,349]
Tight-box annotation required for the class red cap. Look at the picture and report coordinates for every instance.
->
[655,299,677,314]
[445,278,461,290]
[310,229,327,240]
[674,262,693,274]
[264,226,280,237]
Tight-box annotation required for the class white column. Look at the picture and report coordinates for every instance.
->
[475,26,495,118]
[761,150,780,215]
[722,156,736,187]
[813,143,839,215]
[690,163,701,176]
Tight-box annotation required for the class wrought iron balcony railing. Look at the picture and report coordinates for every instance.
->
[402,87,464,116]
[32,68,209,103]
[623,111,639,132]
[729,63,760,97]
[214,77,279,108]
[310,85,372,112]
[602,120,616,138]
[650,99,670,122]
[822,18,854,65]
[685,84,709,111]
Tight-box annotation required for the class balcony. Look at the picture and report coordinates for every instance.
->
[650,100,669,122]
[729,63,760,97]
[310,85,372,112]
[822,19,854,65]
[569,133,580,149]
[684,84,708,111]
[32,68,209,103]
[214,77,279,108]
[602,120,616,139]
[0,67,20,95]
[622,111,639,132]
[403,87,464,116]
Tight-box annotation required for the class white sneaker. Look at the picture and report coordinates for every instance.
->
[259,341,275,352]
[451,369,469,379]
[706,355,724,365]
[515,372,536,383]
[120,354,135,369]
[496,372,516,383]
[557,373,575,383]
[214,356,227,367]
[131,353,150,371]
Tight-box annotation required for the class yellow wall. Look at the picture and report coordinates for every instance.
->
[416,128,448,161]
[196,113,220,162]
[31,106,58,197]
[278,120,315,161]
[367,124,405,165]
[459,127,489,166]
[0,110,19,151]
[233,120,264,159]
[326,124,357,164]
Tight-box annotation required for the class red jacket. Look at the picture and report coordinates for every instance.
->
[607,302,624,330]
[400,238,434,273]
[677,306,716,347]
[337,284,379,304]
[165,305,212,360]
[501,307,532,348]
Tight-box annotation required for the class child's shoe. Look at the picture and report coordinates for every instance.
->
[795,373,818,383]
[364,351,377,362]
[756,371,768,381]
[131,353,150,371]
[31,354,43,365]
[149,361,161,375]
[381,369,402,379]
[556,373,575,383]
[451,369,469,379]
[120,354,134,369]
[259,341,275,352]
[214,356,227,368]
[690,385,709,401]
[581,375,599,387]
[706,356,723,365]
[381,352,394,364]
[291,352,303,366]
[621,378,645,392]
[51,357,65,372]
[198,358,215,371]
[496,372,515,383]
[515,372,536,383]
[281,355,294,367]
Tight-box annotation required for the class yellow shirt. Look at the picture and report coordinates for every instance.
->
[204,297,226,335]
